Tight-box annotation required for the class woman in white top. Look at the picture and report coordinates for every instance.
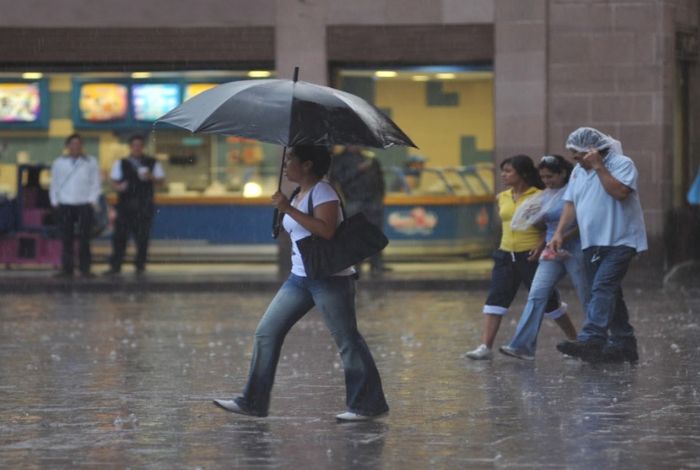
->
[214,146,389,421]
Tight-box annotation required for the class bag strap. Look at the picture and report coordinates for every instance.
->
[289,186,302,204]
[55,157,86,199]
[306,183,347,219]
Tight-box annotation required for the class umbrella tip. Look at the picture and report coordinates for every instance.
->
[293,66,299,82]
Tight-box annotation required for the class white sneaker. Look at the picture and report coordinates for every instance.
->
[212,398,266,417]
[335,411,387,422]
[498,345,535,361]
[465,344,493,360]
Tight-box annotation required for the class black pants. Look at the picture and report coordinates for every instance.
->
[58,204,93,274]
[110,206,153,271]
[484,249,561,314]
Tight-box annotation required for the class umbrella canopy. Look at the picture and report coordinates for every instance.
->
[156,78,416,149]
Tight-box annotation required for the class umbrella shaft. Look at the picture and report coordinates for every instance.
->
[277,146,288,191]
[272,146,288,238]
[272,209,281,239]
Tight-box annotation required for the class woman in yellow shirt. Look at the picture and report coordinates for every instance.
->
[466,155,577,360]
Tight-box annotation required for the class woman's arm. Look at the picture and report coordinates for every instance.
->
[549,201,576,252]
[527,235,546,261]
[562,226,579,243]
[273,191,338,240]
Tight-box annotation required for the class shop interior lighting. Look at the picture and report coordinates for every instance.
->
[21,72,43,80]
[243,182,263,198]
[436,73,456,80]
[247,70,271,78]
[411,75,430,82]
[375,71,398,78]
[131,72,152,79]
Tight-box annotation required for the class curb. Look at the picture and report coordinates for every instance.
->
[0,276,493,294]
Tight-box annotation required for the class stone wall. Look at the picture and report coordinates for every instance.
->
[0,0,494,27]
[493,0,548,167]
[545,0,699,262]
[0,27,275,68]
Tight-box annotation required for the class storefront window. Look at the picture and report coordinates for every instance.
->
[0,70,277,200]
[333,66,495,196]
[0,67,494,202]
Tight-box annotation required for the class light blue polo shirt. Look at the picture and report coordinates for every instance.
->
[563,154,648,252]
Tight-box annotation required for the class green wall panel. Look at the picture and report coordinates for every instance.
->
[460,136,492,165]
[340,76,375,103]
[50,92,72,120]
[426,81,459,107]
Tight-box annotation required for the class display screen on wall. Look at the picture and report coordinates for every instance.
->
[0,82,41,122]
[132,83,181,121]
[78,83,129,122]
[184,83,218,101]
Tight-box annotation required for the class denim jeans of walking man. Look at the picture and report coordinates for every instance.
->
[579,246,637,349]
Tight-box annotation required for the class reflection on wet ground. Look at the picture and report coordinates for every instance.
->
[0,287,698,468]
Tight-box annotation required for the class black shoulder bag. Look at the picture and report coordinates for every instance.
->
[294,185,388,280]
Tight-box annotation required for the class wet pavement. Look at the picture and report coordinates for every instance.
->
[1,286,699,469]
[0,259,496,293]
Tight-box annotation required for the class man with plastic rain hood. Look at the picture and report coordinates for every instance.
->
[549,127,647,364]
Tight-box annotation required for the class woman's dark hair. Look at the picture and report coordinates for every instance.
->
[500,154,543,189]
[291,145,331,178]
[537,154,574,184]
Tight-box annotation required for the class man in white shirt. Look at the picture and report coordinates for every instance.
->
[104,134,165,275]
[49,133,102,278]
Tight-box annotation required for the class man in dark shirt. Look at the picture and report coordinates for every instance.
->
[104,135,165,275]
[329,145,388,277]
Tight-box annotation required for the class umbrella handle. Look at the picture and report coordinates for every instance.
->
[272,209,282,239]
[272,146,288,239]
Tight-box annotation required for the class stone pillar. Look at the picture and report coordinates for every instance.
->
[494,0,548,176]
[274,1,329,277]
[275,0,328,85]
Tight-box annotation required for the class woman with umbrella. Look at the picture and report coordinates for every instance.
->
[214,145,390,421]
[157,70,413,419]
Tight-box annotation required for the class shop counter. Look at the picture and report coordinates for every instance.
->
[106,193,496,258]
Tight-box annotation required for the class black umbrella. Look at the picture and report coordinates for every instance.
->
[156,67,416,236]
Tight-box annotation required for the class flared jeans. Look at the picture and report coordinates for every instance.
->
[238,274,389,416]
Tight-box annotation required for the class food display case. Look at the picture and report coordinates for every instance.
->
[122,164,496,261]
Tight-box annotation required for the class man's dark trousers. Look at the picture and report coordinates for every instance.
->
[110,206,153,272]
[579,245,637,349]
[59,203,93,274]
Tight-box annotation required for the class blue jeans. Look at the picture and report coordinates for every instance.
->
[578,246,637,346]
[508,245,591,356]
[238,274,389,416]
